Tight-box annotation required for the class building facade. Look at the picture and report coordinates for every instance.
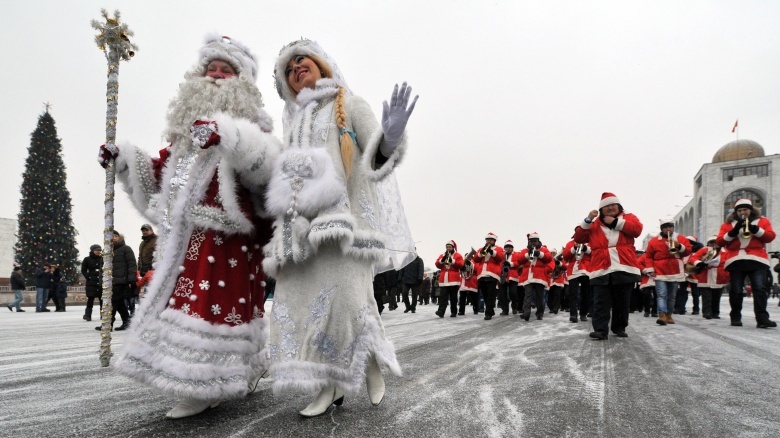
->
[0,218,17,278]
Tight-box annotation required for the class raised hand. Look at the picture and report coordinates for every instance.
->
[380,82,419,154]
[191,120,221,149]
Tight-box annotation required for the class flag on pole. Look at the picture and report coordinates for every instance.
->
[732,119,738,133]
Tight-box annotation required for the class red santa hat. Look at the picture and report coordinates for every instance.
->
[527,232,540,240]
[485,232,498,241]
[446,240,457,250]
[504,240,514,248]
[198,33,258,81]
[599,192,621,209]
[734,198,753,210]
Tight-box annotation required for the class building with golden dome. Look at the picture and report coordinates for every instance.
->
[673,139,779,255]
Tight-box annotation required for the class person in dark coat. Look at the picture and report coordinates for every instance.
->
[373,273,387,314]
[383,269,399,310]
[34,264,52,312]
[418,274,432,305]
[95,231,137,331]
[8,266,26,312]
[51,265,68,312]
[82,244,104,322]
[399,254,424,313]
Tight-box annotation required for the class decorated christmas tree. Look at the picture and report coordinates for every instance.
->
[15,109,80,284]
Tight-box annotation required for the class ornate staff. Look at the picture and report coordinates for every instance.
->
[91,9,137,367]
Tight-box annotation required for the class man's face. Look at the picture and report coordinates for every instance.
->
[504,245,513,254]
[736,207,752,219]
[486,238,496,246]
[529,239,540,248]
[205,60,237,79]
[141,228,152,237]
[112,234,120,244]
[445,244,454,253]
[661,225,674,235]
[601,203,620,217]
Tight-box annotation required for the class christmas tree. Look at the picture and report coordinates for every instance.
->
[15,109,80,284]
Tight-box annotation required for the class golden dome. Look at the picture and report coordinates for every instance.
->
[712,139,765,163]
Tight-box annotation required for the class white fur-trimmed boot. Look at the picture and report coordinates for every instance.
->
[248,368,271,394]
[299,385,344,418]
[365,355,385,406]
[165,399,220,419]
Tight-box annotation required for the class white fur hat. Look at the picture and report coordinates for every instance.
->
[198,33,258,81]
[446,240,457,250]
[504,240,514,248]
[599,192,621,209]
[734,198,753,210]
[527,232,540,240]
[485,232,498,241]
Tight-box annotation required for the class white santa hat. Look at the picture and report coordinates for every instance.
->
[446,240,457,251]
[527,232,540,240]
[599,192,621,209]
[504,240,514,248]
[659,218,675,230]
[686,236,697,242]
[485,232,498,241]
[198,33,258,81]
[734,198,753,210]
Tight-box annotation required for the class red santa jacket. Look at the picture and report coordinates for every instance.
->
[716,211,776,269]
[435,252,464,287]
[503,251,522,283]
[644,233,691,281]
[459,261,480,292]
[562,240,591,280]
[517,246,552,287]
[573,212,642,280]
[637,253,655,289]
[689,247,729,288]
[474,245,505,281]
[548,258,567,287]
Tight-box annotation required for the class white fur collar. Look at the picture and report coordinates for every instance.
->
[296,78,339,106]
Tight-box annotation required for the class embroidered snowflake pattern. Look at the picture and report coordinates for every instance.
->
[213,235,223,246]
[174,277,194,298]
[255,265,260,274]
[247,252,253,261]
[186,228,207,260]
[225,307,243,324]
[199,280,210,290]
[211,304,221,315]
[228,258,238,268]
[358,189,378,230]
[181,303,191,313]
[253,306,263,318]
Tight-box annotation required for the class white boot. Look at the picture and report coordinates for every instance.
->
[299,385,344,418]
[248,369,271,394]
[165,399,220,419]
[366,355,385,406]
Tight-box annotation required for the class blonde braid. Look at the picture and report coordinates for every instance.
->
[335,86,354,180]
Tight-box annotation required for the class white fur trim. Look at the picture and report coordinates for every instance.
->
[357,100,408,181]
[308,213,356,254]
[210,112,280,190]
[115,142,160,223]
[198,33,258,82]
[599,196,620,209]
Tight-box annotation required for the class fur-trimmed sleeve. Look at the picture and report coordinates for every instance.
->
[211,112,281,191]
[115,142,161,220]
[349,96,408,181]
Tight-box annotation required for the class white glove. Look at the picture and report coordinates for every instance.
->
[380,82,418,156]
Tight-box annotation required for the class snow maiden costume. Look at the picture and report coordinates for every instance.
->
[110,35,281,418]
[265,39,417,416]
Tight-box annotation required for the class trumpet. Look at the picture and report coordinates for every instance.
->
[574,243,586,261]
[741,214,752,239]
[479,243,492,257]
[667,233,679,255]
[528,245,539,262]
[501,253,512,276]
[441,250,453,267]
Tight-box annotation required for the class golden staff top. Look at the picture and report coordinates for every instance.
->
[91,9,136,368]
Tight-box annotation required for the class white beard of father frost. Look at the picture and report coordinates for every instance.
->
[164,75,268,153]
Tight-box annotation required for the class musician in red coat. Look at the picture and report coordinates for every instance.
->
[689,235,729,320]
[716,198,777,328]
[435,240,464,318]
[459,257,480,315]
[474,232,505,320]
[517,232,552,321]
[498,240,522,315]
[562,239,592,323]
[574,192,642,340]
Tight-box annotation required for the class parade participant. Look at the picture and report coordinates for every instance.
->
[435,241,464,318]
[645,220,691,325]
[264,39,417,417]
[716,198,777,328]
[458,251,479,315]
[103,34,280,419]
[81,244,103,322]
[574,192,643,340]
[400,253,425,313]
[517,232,552,321]
[498,240,521,315]
[548,248,566,314]
[637,252,657,319]
[690,236,729,320]
[473,233,505,320]
[8,266,25,312]
[563,239,591,323]
[676,235,704,315]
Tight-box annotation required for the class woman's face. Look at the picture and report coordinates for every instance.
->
[285,55,322,93]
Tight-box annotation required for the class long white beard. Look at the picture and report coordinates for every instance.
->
[164,76,268,151]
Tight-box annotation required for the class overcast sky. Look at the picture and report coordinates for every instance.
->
[2,0,779,270]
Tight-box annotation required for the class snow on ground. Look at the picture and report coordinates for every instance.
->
[2,298,780,437]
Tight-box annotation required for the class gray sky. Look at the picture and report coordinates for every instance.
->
[2,0,779,270]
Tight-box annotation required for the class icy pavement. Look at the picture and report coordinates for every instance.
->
[2,299,780,437]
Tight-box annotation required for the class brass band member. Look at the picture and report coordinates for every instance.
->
[689,235,729,320]
[474,232,505,320]
[548,248,566,314]
[498,240,522,315]
[645,219,691,326]
[435,240,464,318]
[517,232,552,321]
[563,238,592,323]
[716,198,777,328]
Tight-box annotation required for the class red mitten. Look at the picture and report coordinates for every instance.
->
[190,120,220,149]
[97,144,119,168]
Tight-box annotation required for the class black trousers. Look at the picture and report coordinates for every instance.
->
[729,268,771,323]
[699,287,723,318]
[437,285,459,316]
[591,282,632,334]
[402,283,419,311]
[478,277,499,317]
[498,281,519,314]
[85,296,103,319]
[110,285,131,326]
[642,287,657,314]
[568,276,591,318]
[374,288,385,314]
[548,285,562,312]
[523,283,546,318]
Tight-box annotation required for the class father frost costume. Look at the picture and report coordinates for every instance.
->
[111,35,281,415]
